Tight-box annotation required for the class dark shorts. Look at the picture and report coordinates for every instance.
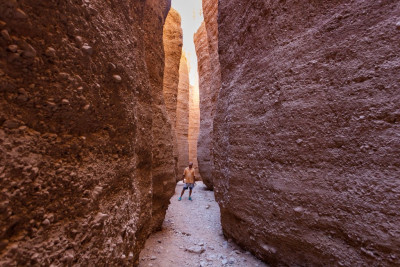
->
[183,183,194,190]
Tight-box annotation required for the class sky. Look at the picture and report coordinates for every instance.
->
[171,0,203,86]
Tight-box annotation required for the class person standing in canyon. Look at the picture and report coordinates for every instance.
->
[178,162,196,201]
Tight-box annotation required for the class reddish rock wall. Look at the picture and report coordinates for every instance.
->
[176,53,190,178]
[197,0,221,189]
[0,0,174,265]
[214,0,400,266]
[145,1,178,231]
[194,22,212,187]
[189,84,201,178]
[163,8,183,178]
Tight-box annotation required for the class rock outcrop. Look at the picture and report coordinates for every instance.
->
[175,53,190,178]
[188,84,201,178]
[163,8,183,178]
[145,3,179,231]
[213,0,400,266]
[196,0,221,189]
[0,0,174,265]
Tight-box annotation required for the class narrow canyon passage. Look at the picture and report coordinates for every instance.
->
[1,0,399,266]
[139,182,267,267]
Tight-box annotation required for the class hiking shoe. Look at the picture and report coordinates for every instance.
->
[189,197,192,201]
[178,197,182,201]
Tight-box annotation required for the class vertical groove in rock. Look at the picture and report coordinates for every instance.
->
[194,22,212,184]
[196,0,221,189]
[0,0,174,265]
[189,84,201,178]
[175,52,190,177]
[143,0,176,232]
[214,0,400,266]
[163,8,183,178]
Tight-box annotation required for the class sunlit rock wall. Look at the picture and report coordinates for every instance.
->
[214,0,400,266]
[163,8,183,178]
[189,84,201,178]
[175,53,190,178]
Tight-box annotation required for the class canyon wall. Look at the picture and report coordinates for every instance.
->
[0,0,174,265]
[163,8,183,178]
[188,84,201,178]
[196,0,221,189]
[194,21,213,187]
[175,53,190,179]
[213,0,400,266]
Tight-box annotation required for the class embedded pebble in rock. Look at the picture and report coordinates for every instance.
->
[14,8,28,19]
[45,47,56,58]
[81,44,93,55]
[22,44,36,58]
[7,44,18,52]
[112,74,122,83]
[1,29,11,41]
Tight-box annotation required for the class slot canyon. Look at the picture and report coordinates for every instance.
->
[1,0,399,267]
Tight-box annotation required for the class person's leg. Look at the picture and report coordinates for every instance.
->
[179,186,187,200]
[180,188,186,197]
[188,184,193,200]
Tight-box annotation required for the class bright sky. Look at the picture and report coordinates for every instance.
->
[171,0,203,86]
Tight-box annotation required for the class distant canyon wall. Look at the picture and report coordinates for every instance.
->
[175,53,190,178]
[195,0,221,189]
[203,0,400,266]
[189,84,201,178]
[0,0,175,265]
[163,8,183,179]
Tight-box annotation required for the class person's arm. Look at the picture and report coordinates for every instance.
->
[182,169,186,181]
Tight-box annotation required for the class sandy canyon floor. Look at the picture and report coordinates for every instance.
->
[139,182,267,267]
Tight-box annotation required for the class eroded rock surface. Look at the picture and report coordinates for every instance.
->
[0,0,174,265]
[144,2,177,232]
[214,0,400,266]
[196,0,221,189]
[189,84,201,178]
[175,53,190,178]
[163,8,183,178]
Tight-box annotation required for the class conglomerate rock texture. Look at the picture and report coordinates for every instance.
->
[162,8,183,178]
[188,84,201,178]
[213,0,400,266]
[175,53,190,178]
[0,0,175,265]
[196,0,221,190]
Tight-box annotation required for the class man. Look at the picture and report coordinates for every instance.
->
[178,162,195,201]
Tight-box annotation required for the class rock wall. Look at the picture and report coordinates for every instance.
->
[188,84,201,178]
[145,2,177,231]
[196,0,221,189]
[175,53,190,178]
[194,21,213,187]
[0,0,174,265]
[214,0,400,266]
[163,8,183,178]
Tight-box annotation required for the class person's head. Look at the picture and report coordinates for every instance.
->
[189,162,193,168]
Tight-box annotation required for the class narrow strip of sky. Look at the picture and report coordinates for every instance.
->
[171,0,203,86]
